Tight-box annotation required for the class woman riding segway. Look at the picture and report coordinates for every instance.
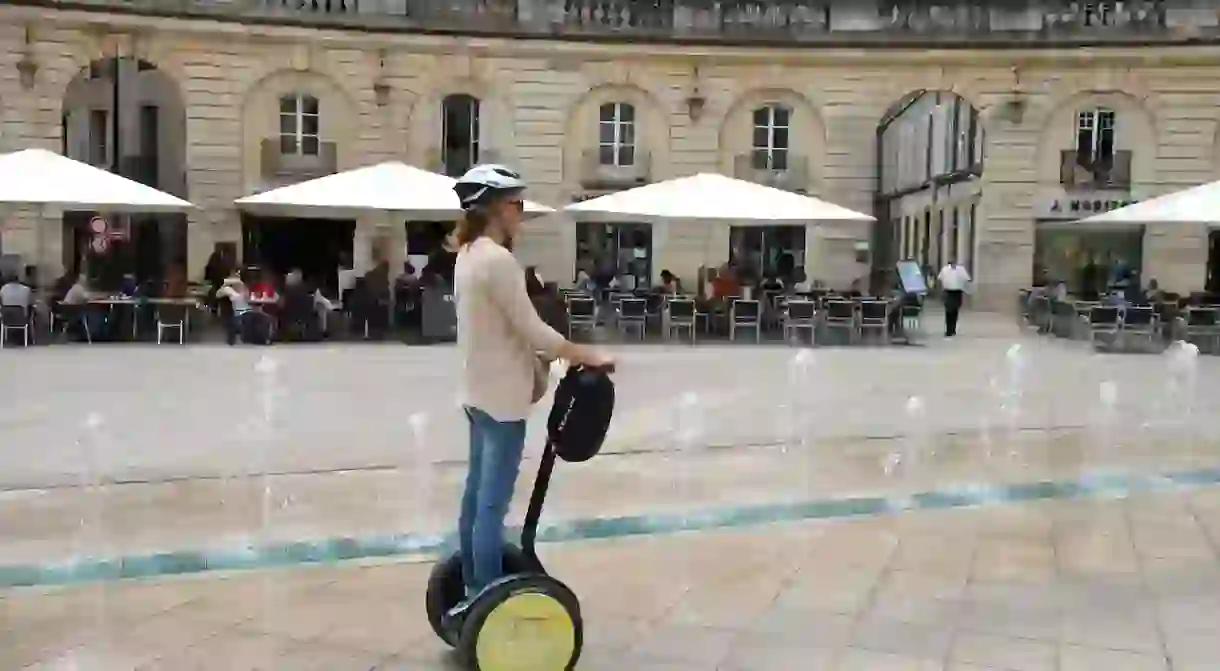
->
[437,165,614,667]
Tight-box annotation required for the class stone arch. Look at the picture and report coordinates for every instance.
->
[61,57,189,197]
[1033,89,1157,188]
[874,89,985,282]
[409,76,512,171]
[562,83,669,189]
[59,56,190,278]
[717,87,825,193]
[239,68,357,193]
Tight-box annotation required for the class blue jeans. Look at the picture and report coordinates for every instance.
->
[459,406,527,597]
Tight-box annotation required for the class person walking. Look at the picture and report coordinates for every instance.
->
[937,259,971,337]
[445,164,614,622]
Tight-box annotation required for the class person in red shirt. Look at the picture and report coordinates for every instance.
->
[247,268,278,300]
[710,264,741,299]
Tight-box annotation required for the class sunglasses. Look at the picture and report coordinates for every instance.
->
[505,199,524,212]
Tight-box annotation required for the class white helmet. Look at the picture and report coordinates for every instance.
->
[453,164,526,210]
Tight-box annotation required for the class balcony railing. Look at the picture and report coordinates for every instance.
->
[733,153,808,193]
[1041,0,1166,31]
[41,0,1205,44]
[1060,149,1132,190]
[580,148,651,189]
[260,138,338,186]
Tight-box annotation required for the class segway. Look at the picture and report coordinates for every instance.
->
[426,364,615,671]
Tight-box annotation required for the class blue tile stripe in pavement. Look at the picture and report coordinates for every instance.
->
[2,466,1217,588]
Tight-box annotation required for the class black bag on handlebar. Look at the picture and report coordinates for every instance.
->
[547,365,615,463]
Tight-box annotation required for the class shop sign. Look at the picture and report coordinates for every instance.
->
[1046,197,1139,218]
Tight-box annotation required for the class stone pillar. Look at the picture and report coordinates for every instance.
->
[379,213,406,276]
[2,208,65,282]
[1144,224,1209,294]
[973,178,1035,312]
[354,214,376,273]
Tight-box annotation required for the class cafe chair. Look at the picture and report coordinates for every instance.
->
[666,298,697,344]
[858,300,891,345]
[566,296,597,340]
[782,300,816,345]
[617,297,647,340]
[1087,305,1121,351]
[730,299,761,343]
[155,304,189,345]
[1119,305,1158,351]
[0,305,31,347]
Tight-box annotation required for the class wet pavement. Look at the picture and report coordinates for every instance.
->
[2,313,1219,668]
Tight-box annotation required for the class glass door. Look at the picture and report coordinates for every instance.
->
[575,223,652,290]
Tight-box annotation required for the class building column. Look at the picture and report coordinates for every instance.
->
[354,214,376,273]
[375,213,406,274]
[972,182,1034,312]
[1,207,65,282]
[1144,224,1209,293]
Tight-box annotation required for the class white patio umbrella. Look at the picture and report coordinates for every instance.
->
[564,172,873,224]
[0,148,194,279]
[0,148,194,212]
[1075,179,1220,226]
[234,161,554,218]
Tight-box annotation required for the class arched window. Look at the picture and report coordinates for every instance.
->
[751,104,790,170]
[442,94,480,177]
[279,93,319,156]
[598,102,636,167]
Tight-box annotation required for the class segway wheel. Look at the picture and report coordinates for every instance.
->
[425,545,535,645]
[459,574,583,671]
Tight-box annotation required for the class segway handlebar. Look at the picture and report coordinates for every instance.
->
[569,361,615,375]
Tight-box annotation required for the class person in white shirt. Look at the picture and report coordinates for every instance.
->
[61,276,90,305]
[0,275,32,309]
[216,275,254,345]
[446,164,613,622]
[336,253,357,304]
[936,260,971,337]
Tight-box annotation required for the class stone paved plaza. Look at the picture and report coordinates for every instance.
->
[3,313,1220,669]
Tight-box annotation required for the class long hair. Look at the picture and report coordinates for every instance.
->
[451,207,515,252]
[452,208,490,248]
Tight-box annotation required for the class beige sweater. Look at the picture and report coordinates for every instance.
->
[455,237,567,422]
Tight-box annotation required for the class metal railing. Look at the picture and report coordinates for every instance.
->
[1060,149,1132,190]
[579,148,651,189]
[259,138,338,185]
[733,153,808,193]
[36,0,1196,44]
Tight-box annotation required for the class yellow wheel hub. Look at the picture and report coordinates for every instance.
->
[474,591,576,671]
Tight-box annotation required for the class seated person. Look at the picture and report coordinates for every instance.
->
[279,269,334,339]
[61,275,90,305]
[759,273,783,293]
[658,269,681,295]
[574,269,597,295]
[118,273,138,297]
[1143,278,1162,304]
[0,273,32,309]
[216,274,267,345]
[710,265,741,299]
[164,266,189,299]
[58,275,105,337]
[247,269,278,301]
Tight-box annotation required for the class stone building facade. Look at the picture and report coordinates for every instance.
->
[0,1,1218,308]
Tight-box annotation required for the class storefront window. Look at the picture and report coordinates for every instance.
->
[729,225,806,283]
[1033,225,1144,296]
[575,223,652,290]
